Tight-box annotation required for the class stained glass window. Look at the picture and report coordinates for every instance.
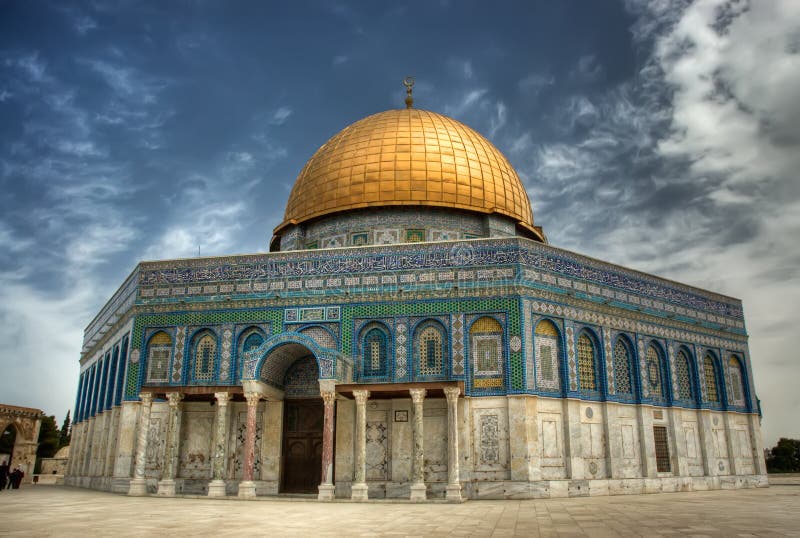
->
[416,323,444,377]
[675,350,693,401]
[729,356,745,405]
[613,338,632,395]
[577,333,597,391]
[363,326,388,378]
[535,320,559,390]
[704,355,719,403]
[470,316,503,377]
[194,333,216,381]
[146,331,172,383]
[646,345,664,398]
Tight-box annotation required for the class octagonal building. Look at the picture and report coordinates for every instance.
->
[65,95,767,501]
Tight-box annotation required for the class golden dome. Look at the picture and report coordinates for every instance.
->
[275,108,544,241]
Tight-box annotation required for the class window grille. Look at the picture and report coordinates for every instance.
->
[704,355,719,402]
[578,334,597,391]
[613,339,632,394]
[653,426,671,472]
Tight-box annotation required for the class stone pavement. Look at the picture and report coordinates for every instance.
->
[1,477,799,537]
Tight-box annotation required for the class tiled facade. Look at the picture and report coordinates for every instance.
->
[64,104,766,501]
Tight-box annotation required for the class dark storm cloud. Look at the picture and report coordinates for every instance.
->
[0,0,797,445]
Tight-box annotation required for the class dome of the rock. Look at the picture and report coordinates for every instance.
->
[273,108,545,245]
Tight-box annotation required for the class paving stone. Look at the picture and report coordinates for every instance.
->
[1,480,799,537]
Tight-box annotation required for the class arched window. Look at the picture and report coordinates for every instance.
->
[243,332,264,353]
[535,320,560,391]
[646,344,666,399]
[470,316,503,376]
[728,356,746,406]
[414,321,446,378]
[612,337,633,396]
[675,349,694,401]
[146,331,172,383]
[577,333,597,391]
[362,324,389,378]
[193,332,217,382]
[704,354,720,403]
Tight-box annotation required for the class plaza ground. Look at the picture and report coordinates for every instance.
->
[1,476,799,537]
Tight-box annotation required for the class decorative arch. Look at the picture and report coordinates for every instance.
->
[190,329,219,383]
[645,342,669,402]
[243,331,347,384]
[728,355,747,407]
[412,319,448,380]
[359,322,391,380]
[145,331,172,384]
[577,329,601,394]
[674,346,697,404]
[534,319,561,392]
[612,334,635,397]
[703,352,722,404]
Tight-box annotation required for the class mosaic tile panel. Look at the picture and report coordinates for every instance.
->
[219,324,233,382]
[603,329,614,394]
[283,355,320,398]
[299,326,337,350]
[451,313,465,376]
[171,327,186,383]
[534,318,561,392]
[394,320,408,380]
[566,323,577,392]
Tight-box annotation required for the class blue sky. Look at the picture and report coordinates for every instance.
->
[1,0,798,446]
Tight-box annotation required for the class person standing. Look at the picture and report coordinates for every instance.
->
[9,466,23,489]
[0,460,8,490]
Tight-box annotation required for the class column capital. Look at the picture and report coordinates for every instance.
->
[409,388,427,404]
[353,389,370,405]
[321,391,337,406]
[214,392,231,406]
[244,391,262,406]
[139,392,153,406]
[443,386,461,401]
[166,392,184,407]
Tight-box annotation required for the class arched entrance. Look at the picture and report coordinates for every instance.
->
[252,342,325,494]
[0,404,43,485]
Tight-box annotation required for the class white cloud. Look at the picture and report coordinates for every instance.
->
[332,55,349,66]
[269,106,293,126]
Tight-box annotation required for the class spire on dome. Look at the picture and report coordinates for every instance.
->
[403,76,415,108]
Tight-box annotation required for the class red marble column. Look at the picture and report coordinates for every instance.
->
[318,391,337,500]
[238,391,261,498]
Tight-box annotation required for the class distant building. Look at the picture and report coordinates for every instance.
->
[65,86,767,500]
[1,403,43,484]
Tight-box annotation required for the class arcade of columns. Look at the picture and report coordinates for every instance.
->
[120,385,464,502]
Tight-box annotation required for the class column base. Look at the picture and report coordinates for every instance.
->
[446,483,463,503]
[127,478,148,496]
[351,482,369,501]
[238,480,257,498]
[156,479,177,496]
[207,479,227,497]
[318,483,335,501]
[409,482,427,502]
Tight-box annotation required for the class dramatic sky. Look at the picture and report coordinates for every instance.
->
[1,0,798,446]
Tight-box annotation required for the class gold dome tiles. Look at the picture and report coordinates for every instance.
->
[278,108,539,237]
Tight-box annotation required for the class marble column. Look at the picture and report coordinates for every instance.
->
[318,390,337,501]
[443,386,463,502]
[128,393,154,496]
[409,388,427,502]
[157,392,184,496]
[208,392,231,497]
[238,391,261,498]
[350,389,370,501]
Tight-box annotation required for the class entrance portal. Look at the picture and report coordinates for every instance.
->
[281,399,323,493]
[278,353,323,493]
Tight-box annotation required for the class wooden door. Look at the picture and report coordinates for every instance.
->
[281,399,323,493]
